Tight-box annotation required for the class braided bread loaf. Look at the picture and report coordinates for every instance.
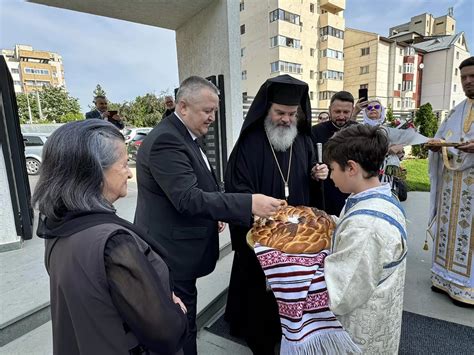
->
[251,203,334,254]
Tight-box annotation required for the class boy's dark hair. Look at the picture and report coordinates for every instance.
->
[323,124,388,178]
[459,56,474,70]
[330,91,354,105]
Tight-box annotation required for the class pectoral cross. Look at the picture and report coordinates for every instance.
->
[285,183,289,200]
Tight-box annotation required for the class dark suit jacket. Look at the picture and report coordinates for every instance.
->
[85,110,124,129]
[134,113,252,281]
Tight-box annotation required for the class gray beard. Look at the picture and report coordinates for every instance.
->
[264,116,298,152]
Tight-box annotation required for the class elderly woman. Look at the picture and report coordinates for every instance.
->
[33,120,188,355]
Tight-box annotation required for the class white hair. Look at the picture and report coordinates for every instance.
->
[264,116,298,152]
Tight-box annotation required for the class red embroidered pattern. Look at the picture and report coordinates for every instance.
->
[279,291,329,318]
[257,249,327,268]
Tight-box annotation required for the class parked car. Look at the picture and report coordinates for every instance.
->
[23,133,48,175]
[123,127,153,144]
[127,132,148,161]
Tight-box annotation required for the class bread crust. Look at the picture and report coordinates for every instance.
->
[251,203,334,254]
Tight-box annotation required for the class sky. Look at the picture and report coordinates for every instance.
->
[1,0,473,112]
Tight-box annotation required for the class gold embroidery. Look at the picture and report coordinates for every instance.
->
[446,171,463,273]
[463,100,473,133]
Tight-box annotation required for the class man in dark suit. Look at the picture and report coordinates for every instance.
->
[162,95,176,119]
[85,95,124,129]
[134,76,282,355]
[311,91,358,215]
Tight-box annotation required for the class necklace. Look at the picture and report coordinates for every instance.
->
[266,132,293,199]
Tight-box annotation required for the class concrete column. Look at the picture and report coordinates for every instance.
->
[0,146,22,251]
[175,0,242,155]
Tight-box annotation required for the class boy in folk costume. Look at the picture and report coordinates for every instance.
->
[324,125,407,354]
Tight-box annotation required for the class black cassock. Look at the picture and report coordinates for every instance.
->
[224,123,317,353]
[310,120,359,215]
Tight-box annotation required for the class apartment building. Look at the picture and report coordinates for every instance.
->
[344,29,423,111]
[1,45,66,94]
[240,0,346,110]
[389,9,456,42]
[413,32,470,111]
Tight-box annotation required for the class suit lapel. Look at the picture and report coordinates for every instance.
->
[169,114,219,188]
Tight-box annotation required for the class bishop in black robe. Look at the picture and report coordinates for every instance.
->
[224,75,326,354]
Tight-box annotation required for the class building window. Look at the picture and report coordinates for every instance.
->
[398,83,401,90]
[360,66,369,74]
[14,80,21,86]
[241,70,247,80]
[399,65,402,73]
[455,68,458,75]
[456,51,459,59]
[310,70,314,79]
[240,1,244,11]
[11,68,20,74]
[402,80,413,91]
[414,20,422,24]
[310,91,314,100]
[452,100,455,107]
[436,21,444,26]
[319,70,344,80]
[241,47,245,57]
[320,48,343,60]
[454,84,456,92]
[361,47,370,56]
[310,48,315,56]
[319,91,337,101]
[240,24,245,34]
[320,26,344,39]
[310,3,315,13]
[24,68,50,75]
[270,60,302,74]
[269,8,300,25]
[404,47,415,56]
[360,84,368,89]
[403,63,414,73]
[397,101,400,108]
[270,35,301,49]
[452,25,454,30]
[400,48,403,55]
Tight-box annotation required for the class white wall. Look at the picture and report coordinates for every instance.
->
[0,147,22,251]
[176,0,242,154]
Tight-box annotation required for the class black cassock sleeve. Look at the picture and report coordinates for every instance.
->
[104,233,188,354]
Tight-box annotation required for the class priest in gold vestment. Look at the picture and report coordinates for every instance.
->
[428,56,474,306]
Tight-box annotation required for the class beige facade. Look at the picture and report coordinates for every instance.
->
[344,29,422,111]
[1,45,66,94]
[389,10,456,38]
[240,0,345,110]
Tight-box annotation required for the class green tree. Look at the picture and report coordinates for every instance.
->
[57,112,83,123]
[120,93,167,127]
[15,86,81,123]
[16,92,39,124]
[412,103,438,158]
[93,84,107,98]
[40,86,81,122]
[385,104,395,125]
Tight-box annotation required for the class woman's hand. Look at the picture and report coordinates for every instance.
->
[172,292,187,314]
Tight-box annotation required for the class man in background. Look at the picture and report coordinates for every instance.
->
[162,95,176,119]
[311,91,358,215]
[85,95,124,129]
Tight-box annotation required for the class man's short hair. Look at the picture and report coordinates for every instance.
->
[459,56,474,70]
[176,76,219,103]
[330,91,354,105]
[93,95,107,103]
[323,125,388,178]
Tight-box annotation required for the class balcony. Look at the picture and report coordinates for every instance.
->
[319,35,344,51]
[320,0,345,13]
[319,12,345,29]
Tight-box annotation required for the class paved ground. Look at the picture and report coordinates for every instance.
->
[1,172,472,354]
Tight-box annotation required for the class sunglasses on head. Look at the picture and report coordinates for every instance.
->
[367,104,381,110]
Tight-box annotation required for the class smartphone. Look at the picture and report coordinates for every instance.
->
[358,88,368,101]
[108,110,118,119]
